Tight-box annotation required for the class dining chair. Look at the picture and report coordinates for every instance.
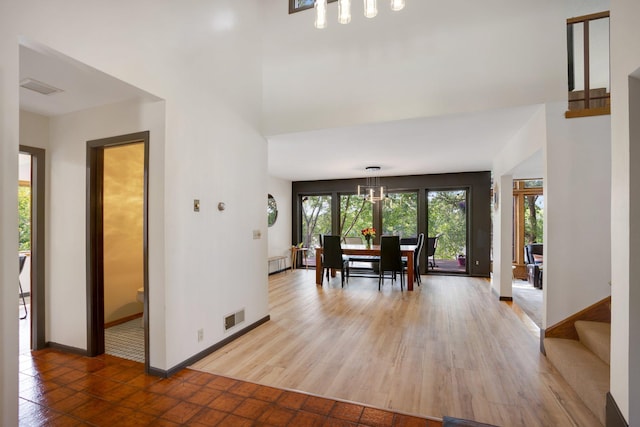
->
[427,233,442,270]
[19,255,28,320]
[378,235,404,291]
[322,235,350,287]
[403,232,424,285]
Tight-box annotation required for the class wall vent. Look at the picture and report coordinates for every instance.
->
[224,309,245,331]
[20,78,63,96]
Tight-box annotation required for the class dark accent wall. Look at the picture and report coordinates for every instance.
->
[292,171,492,277]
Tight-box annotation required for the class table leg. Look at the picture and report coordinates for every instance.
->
[291,248,297,270]
[407,255,414,291]
[315,248,323,284]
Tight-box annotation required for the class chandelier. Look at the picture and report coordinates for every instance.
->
[357,166,387,203]
[315,0,405,29]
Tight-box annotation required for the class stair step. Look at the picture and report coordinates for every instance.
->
[544,337,609,425]
[575,320,611,365]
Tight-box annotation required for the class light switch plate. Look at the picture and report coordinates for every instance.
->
[194,199,200,212]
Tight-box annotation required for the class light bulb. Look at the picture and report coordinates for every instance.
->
[315,0,328,29]
[364,0,377,18]
[390,0,405,11]
[338,0,352,24]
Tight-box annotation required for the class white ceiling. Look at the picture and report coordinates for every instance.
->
[19,44,159,117]
[18,39,544,184]
[267,105,542,181]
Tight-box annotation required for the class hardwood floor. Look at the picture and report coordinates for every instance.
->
[191,271,603,427]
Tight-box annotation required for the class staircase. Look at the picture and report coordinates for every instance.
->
[544,320,610,425]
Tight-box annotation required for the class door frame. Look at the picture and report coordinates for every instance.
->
[86,131,149,371]
[19,145,46,350]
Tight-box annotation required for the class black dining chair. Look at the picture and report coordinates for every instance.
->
[427,233,442,270]
[378,235,404,291]
[322,235,350,287]
[403,232,424,285]
[19,255,28,320]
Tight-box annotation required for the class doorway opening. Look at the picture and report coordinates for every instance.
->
[86,131,149,371]
[426,189,469,274]
[18,146,46,354]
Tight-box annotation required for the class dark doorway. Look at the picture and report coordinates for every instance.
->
[86,131,149,372]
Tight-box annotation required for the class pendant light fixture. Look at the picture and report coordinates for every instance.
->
[390,0,405,11]
[363,0,377,18]
[314,0,404,28]
[338,0,352,24]
[357,166,387,203]
[314,0,328,29]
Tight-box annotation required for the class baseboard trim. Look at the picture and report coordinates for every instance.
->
[154,315,271,378]
[269,268,290,276]
[105,312,142,329]
[46,341,88,356]
[606,392,628,427]
[539,328,546,355]
[499,296,513,301]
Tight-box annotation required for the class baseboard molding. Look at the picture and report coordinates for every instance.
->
[154,315,271,378]
[499,296,513,301]
[606,392,628,427]
[545,296,611,341]
[269,268,290,276]
[105,312,142,329]
[46,341,88,356]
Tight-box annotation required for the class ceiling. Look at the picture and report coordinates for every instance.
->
[19,44,543,183]
[19,44,158,118]
[267,105,542,181]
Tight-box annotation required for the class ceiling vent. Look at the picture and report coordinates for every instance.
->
[20,78,63,96]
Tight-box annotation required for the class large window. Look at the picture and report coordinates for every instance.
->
[339,194,372,239]
[512,179,544,279]
[427,189,468,273]
[301,195,332,265]
[382,192,418,239]
[292,172,492,277]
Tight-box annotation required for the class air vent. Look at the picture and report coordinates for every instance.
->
[20,78,63,96]
[224,309,245,331]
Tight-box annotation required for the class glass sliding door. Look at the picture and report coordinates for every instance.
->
[427,189,468,273]
[339,194,372,243]
[382,191,418,240]
[301,195,332,267]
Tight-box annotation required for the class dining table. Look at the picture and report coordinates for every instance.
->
[315,244,418,291]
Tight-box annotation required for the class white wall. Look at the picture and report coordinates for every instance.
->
[47,99,167,366]
[0,31,20,426]
[491,102,611,330]
[268,175,292,272]
[491,106,546,299]
[1,0,267,384]
[543,102,611,327]
[610,0,640,421]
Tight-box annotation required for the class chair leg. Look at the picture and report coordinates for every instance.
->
[19,281,28,320]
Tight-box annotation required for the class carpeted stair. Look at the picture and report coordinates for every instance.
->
[544,320,610,425]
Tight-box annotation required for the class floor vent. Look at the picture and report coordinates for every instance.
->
[224,309,245,331]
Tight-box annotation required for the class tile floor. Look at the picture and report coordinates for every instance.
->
[18,348,442,426]
[104,318,145,363]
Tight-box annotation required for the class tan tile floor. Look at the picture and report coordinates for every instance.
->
[18,348,442,426]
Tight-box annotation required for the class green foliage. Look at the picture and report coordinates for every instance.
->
[427,190,466,260]
[301,195,332,258]
[524,195,544,243]
[382,192,418,238]
[339,195,372,239]
[18,186,31,251]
